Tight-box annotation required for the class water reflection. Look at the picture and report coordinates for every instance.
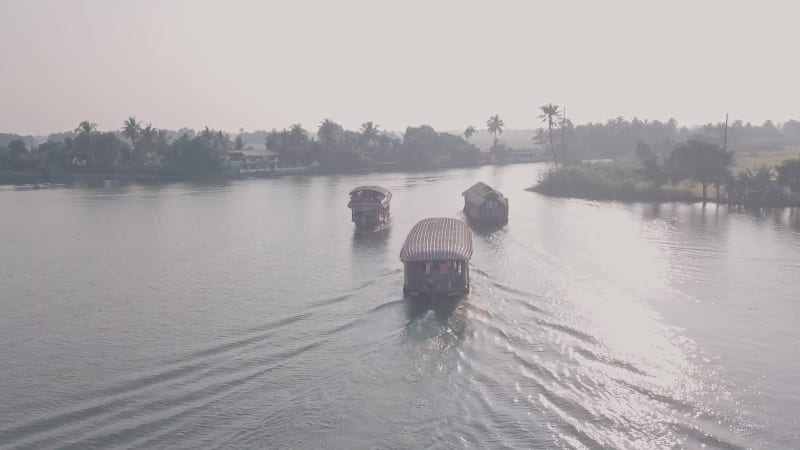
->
[351,225,391,252]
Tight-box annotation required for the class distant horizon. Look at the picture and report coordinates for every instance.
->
[2,1,798,136]
[3,115,798,140]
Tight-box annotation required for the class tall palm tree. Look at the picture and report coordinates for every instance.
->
[122,116,142,148]
[486,115,504,145]
[539,103,561,168]
[464,125,477,143]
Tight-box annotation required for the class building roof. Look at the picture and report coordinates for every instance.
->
[400,217,473,262]
[349,185,392,197]
[462,182,508,206]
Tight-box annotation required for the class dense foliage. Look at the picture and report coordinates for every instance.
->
[533,137,800,206]
[0,118,483,177]
[3,115,800,188]
[262,121,482,171]
[535,118,800,163]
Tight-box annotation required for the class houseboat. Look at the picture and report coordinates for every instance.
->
[400,217,473,298]
[462,182,509,225]
[348,186,392,228]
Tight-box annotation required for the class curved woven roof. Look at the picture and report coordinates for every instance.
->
[462,182,508,206]
[400,218,473,262]
[349,185,391,198]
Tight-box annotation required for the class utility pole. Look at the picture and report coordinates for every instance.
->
[561,108,567,164]
[717,113,729,204]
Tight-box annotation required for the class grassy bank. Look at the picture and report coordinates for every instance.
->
[734,147,800,170]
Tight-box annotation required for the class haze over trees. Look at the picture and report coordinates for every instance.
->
[463,126,477,143]
[534,132,800,207]
[669,139,733,202]
[539,104,561,168]
[486,115,504,145]
[3,114,800,195]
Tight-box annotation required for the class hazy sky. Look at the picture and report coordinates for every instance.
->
[2,0,798,135]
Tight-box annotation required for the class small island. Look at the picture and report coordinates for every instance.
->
[525,107,800,208]
[529,142,800,208]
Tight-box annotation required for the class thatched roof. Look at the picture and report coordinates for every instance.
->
[349,185,392,198]
[400,218,473,262]
[462,182,508,206]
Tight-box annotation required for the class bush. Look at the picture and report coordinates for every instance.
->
[530,161,695,202]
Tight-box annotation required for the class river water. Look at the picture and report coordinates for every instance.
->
[1,163,799,449]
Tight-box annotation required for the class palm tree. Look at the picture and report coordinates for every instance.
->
[140,123,156,145]
[539,103,561,168]
[72,121,97,167]
[464,125,477,143]
[318,119,342,146]
[122,116,142,148]
[360,121,379,145]
[75,121,97,136]
[486,115,504,145]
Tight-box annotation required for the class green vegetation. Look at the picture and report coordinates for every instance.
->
[531,138,800,207]
[265,120,482,171]
[530,160,696,202]
[4,114,800,191]
[0,118,484,183]
[539,103,562,168]
[463,125,477,144]
[486,115,504,145]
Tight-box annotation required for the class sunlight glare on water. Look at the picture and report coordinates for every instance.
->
[0,164,798,449]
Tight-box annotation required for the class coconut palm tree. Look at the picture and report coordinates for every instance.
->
[140,123,156,145]
[318,119,342,146]
[72,121,97,167]
[360,121,380,145]
[122,116,142,148]
[539,103,561,168]
[486,115,504,145]
[75,121,97,136]
[464,125,477,143]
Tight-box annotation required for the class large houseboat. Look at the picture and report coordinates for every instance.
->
[348,186,392,228]
[462,182,509,225]
[400,217,473,298]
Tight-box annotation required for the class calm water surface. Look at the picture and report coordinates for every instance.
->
[1,164,799,449]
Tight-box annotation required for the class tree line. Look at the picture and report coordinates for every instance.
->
[526,106,800,165]
[536,136,800,206]
[0,118,486,176]
[262,120,481,170]
[3,112,800,180]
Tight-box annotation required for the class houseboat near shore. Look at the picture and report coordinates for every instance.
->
[400,217,473,298]
[348,186,392,228]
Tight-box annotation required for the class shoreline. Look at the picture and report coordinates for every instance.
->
[527,184,800,208]
[0,159,547,187]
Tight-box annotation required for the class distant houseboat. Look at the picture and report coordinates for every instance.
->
[400,217,473,298]
[462,182,509,225]
[348,186,392,228]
